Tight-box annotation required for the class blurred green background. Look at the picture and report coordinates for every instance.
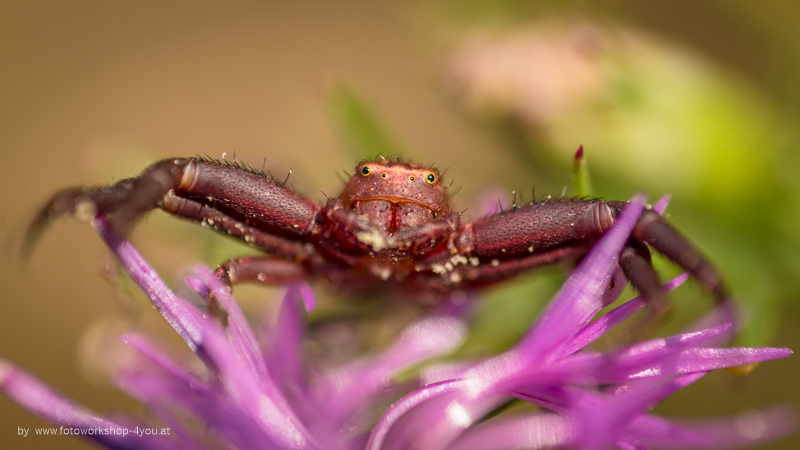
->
[2,1,799,448]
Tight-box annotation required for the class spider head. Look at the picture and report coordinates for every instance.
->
[341,160,449,213]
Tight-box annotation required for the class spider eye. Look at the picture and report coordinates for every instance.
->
[360,166,371,176]
[380,172,388,179]
[408,175,415,182]
[426,173,436,184]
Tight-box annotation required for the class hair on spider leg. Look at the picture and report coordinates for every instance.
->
[496,199,505,214]
[195,154,270,180]
[282,169,293,186]
[447,184,463,198]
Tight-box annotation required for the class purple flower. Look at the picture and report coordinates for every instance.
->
[1,195,794,449]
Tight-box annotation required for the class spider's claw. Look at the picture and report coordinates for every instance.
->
[21,187,82,263]
[21,180,138,263]
[23,159,197,263]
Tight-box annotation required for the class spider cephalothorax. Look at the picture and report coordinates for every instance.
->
[26,156,727,309]
[341,160,448,235]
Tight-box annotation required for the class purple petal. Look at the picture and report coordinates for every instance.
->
[182,275,206,298]
[93,216,204,353]
[0,359,180,450]
[537,325,733,385]
[191,308,316,449]
[608,373,708,420]
[558,376,707,449]
[657,346,793,375]
[366,379,467,450]
[373,316,467,377]
[517,194,647,362]
[511,384,586,416]
[95,217,314,448]
[318,316,467,433]
[115,371,278,450]
[379,392,506,450]
[630,407,796,449]
[653,195,671,215]
[293,283,317,312]
[600,268,628,307]
[264,284,311,399]
[569,391,619,449]
[190,265,269,382]
[447,413,575,450]
[615,436,649,450]
[566,272,690,356]
[616,325,733,368]
[626,413,712,447]
[120,333,204,388]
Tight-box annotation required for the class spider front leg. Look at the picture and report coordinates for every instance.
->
[455,199,728,305]
[25,157,327,299]
[26,157,322,251]
[390,211,461,252]
[26,159,190,248]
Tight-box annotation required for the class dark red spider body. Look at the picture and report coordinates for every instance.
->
[26,156,727,307]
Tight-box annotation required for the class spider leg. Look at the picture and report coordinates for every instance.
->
[449,245,590,290]
[23,159,193,254]
[207,255,309,322]
[458,199,727,303]
[620,242,668,311]
[631,209,728,302]
[161,193,320,263]
[389,211,460,253]
[23,179,137,258]
[24,157,322,257]
[214,256,308,287]
[619,242,672,332]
